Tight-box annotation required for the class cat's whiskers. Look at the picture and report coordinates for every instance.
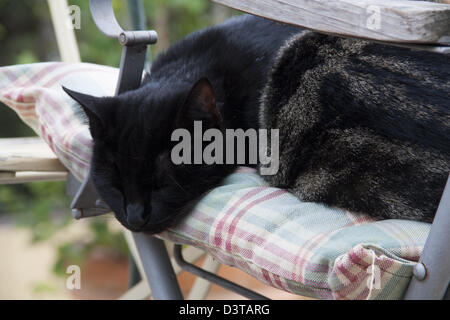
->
[168,174,189,195]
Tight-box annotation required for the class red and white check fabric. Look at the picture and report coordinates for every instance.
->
[0,62,430,299]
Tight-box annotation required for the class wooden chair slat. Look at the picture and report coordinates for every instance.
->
[213,0,450,46]
[0,137,67,173]
[0,171,67,184]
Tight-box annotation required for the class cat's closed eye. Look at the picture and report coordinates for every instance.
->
[151,152,171,190]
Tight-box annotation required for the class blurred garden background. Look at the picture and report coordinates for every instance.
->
[0,0,238,299]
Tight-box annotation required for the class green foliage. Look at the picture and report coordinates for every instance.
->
[146,0,210,41]
[0,180,128,276]
[89,219,129,255]
[33,282,57,294]
[53,219,128,276]
[0,181,70,242]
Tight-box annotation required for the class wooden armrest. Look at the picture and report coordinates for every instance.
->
[0,171,68,184]
[0,137,67,172]
[0,137,67,184]
[213,0,450,50]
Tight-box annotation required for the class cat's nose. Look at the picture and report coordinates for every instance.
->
[126,203,147,230]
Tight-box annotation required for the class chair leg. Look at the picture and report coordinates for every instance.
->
[132,233,184,300]
[122,231,211,300]
[403,175,450,300]
[174,244,269,300]
[128,254,142,288]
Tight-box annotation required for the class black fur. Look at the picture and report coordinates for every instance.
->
[64,16,449,234]
[260,32,450,222]
[63,15,300,233]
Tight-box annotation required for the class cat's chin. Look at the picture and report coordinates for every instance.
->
[115,207,181,234]
[131,196,203,234]
[124,218,177,234]
[115,219,166,234]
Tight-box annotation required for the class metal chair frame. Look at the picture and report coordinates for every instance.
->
[65,0,449,300]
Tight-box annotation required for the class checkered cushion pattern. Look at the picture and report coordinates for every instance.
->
[0,62,430,299]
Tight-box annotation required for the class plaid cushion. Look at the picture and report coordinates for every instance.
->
[0,62,117,180]
[0,62,430,300]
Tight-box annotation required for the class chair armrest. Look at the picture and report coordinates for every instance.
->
[0,137,66,172]
[0,137,67,184]
[68,0,158,219]
[213,0,450,53]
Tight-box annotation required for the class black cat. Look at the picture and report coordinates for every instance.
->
[64,15,449,234]
[63,15,301,232]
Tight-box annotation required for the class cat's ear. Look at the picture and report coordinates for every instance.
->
[177,78,221,129]
[62,86,105,138]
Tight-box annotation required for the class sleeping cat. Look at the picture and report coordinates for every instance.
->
[63,15,449,233]
[63,15,301,232]
[260,32,449,223]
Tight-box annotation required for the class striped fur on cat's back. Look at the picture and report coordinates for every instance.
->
[260,32,450,222]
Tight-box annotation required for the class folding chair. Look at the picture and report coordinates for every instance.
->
[67,0,448,300]
[1,0,448,300]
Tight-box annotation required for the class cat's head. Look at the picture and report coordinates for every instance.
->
[63,78,233,233]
